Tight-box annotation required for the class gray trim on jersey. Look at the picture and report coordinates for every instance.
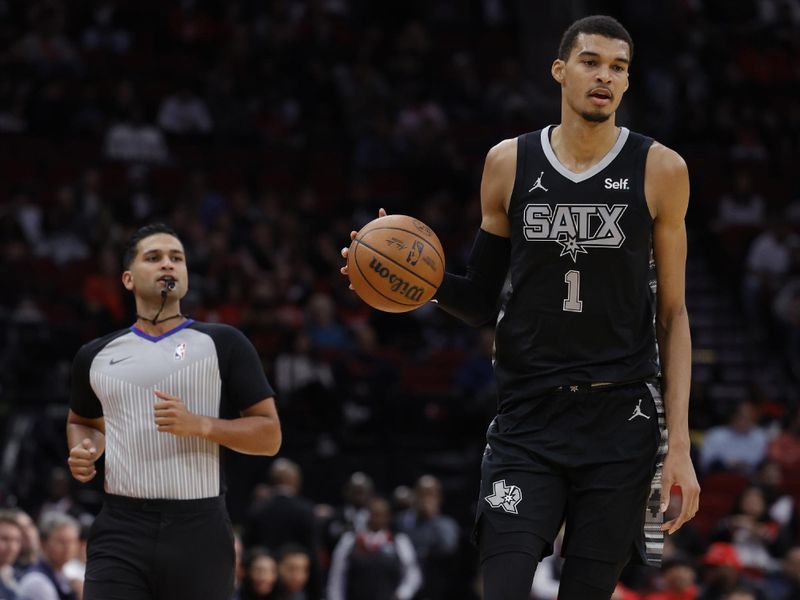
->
[643,380,668,567]
[540,125,630,183]
[89,329,223,499]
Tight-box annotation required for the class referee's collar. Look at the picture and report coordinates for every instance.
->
[130,319,194,342]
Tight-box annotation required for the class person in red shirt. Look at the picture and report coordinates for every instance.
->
[643,557,699,600]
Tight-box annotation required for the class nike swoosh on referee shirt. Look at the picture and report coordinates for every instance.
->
[109,356,132,365]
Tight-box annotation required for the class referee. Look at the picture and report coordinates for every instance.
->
[67,223,281,600]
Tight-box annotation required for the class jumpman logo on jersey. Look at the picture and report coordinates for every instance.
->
[628,398,651,421]
[529,171,548,193]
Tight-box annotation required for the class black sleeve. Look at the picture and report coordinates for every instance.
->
[70,343,104,419]
[433,228,511,327]
[218,325,276,411]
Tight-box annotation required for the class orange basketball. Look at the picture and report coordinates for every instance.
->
[347,215,445,313]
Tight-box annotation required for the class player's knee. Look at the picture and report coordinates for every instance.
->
[477,516,549,564]
[559,555,629,599]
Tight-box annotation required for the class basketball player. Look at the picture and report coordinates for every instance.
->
[67,223,281,600]
[341,15,699,600]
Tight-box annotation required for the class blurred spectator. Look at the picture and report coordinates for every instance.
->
[768,409,800,471]
[720,588,760,600]
[10,510,40,572]
[699,400,768,475]
[38,468,78,519]
[61,523,88,600]
[12,2,83,76]
[323,472,374,556]
[237,548,279,600]
[742,221,798,340]
[752,459,797,532]
[157,85,213,135]
[699,543,744,600]
[273,331,338,441]
[0,511,23,600]
[712,486,789,574]
[326,497,421,600]
[79,1,131,54]
[104,105,168,164]
[304,293,349,352]
[396,475,460,600]
[275,544,311,600]
[643,557,700,600]
[18,512,79,600]
[764,545,800,600]
[244,459,320,600]
[714,172,765,230]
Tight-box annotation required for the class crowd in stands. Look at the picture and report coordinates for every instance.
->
[1,0,800,598]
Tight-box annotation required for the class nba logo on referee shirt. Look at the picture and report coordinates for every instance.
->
[174,343,187,361]
[485,479,522,514]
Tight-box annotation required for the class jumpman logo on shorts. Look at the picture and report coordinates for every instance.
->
[529,171,549,193]
[628,398,651,421]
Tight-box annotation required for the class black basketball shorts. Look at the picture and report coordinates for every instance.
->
[84,494,235,600]
[474,380,667,567]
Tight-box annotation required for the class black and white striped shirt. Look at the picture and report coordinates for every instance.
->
[70,320,274,500]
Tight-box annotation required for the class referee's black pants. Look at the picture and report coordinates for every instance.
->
[84,494,235,600]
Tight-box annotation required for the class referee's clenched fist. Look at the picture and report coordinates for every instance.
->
[68,438,98,483]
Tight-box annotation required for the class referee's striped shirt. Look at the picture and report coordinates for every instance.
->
[70,320,274,500]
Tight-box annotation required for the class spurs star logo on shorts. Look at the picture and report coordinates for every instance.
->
[485,479,522,514]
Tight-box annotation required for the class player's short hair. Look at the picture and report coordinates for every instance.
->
[122,222,181,270]
[558,15,633,62]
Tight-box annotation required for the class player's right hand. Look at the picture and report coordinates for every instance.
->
[340,207,387,289]
[68,438,98,483]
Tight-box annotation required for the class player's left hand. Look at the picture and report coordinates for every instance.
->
[660,449,700,535]
[340,208,388,288]
[154,390,206,437]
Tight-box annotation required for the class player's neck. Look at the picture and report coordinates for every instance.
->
[133,298,187,336]
[551,115,620,173]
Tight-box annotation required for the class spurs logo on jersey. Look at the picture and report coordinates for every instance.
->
[523,203,628,262]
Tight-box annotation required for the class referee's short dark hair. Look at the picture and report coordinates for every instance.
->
[122,223,181,270]
[558,15,633,62]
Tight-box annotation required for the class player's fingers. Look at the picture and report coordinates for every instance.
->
[341,247,349,258]
[659,480,674,513]
[378,208,387,217]
[340,266,349,275]
[349,284,354,291]
[685,485,701,520]
[661,517,678,533]
[70,464,95,476]
[350,230,357,240]
[70,448,93,461]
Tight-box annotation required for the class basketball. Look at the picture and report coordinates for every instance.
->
[347,215,445,313]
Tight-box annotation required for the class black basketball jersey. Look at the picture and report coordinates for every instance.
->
[494,126,659,410]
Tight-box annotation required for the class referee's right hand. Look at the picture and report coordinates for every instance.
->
[68,439,98,483]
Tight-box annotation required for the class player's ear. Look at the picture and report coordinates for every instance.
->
[121,270,134,291]
[551,59,565,85]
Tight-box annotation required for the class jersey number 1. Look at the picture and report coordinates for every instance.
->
[562,270,583,313]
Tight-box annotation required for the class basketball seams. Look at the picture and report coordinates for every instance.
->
[359,226,445,267]
[355,237,442,289]
[351,240,422,309]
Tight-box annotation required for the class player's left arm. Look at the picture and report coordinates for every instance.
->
[154,392,281,455]
[646,142,700,535]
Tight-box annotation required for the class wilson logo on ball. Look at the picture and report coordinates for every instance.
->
[369,256,426,302]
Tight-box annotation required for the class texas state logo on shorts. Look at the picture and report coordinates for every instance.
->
[485,479,523,514]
